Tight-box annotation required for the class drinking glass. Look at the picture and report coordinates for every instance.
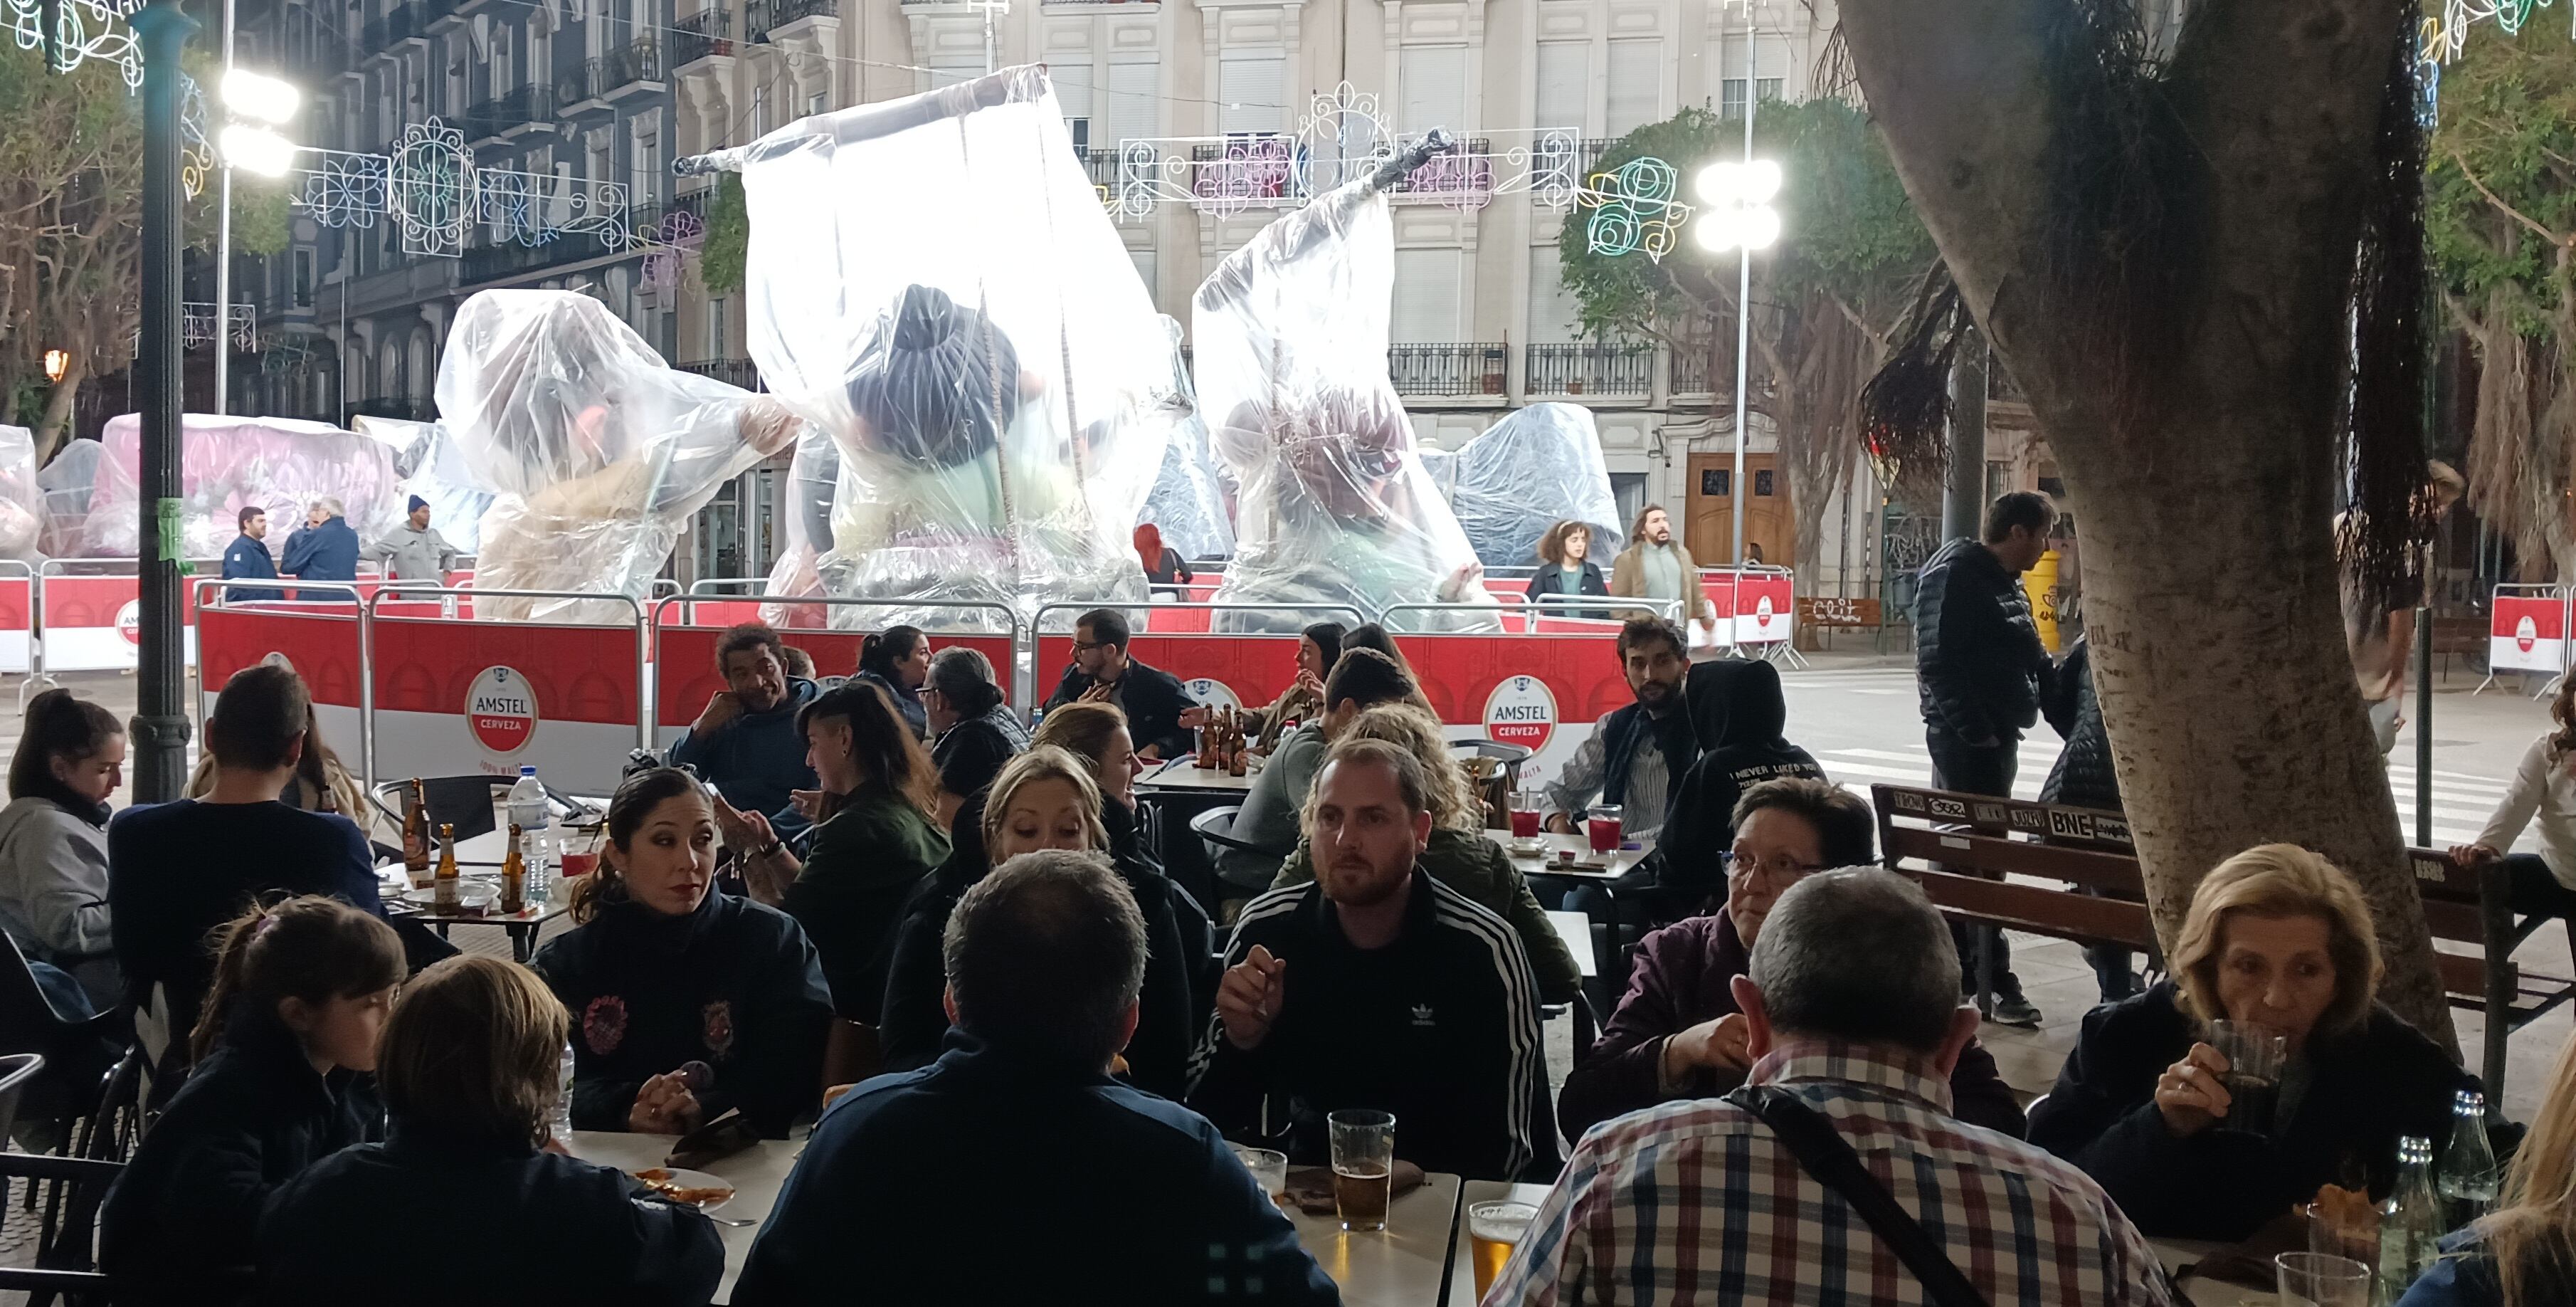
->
[1587,804,1623,854]
[1328,1109,1396,1233]
[2208,1019,2289,1136]
[1230,1143,1289,1212]
[1509,791,1541,840]
[1469,1201,1538,1297]
[2301,1200,2377,1271]
[2276,1251,2371,1307]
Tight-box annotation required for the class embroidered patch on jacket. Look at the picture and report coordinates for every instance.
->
[584,994,628,1055]
[702,999,737,1059]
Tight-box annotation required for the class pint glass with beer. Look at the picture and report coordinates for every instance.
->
[1328,1109,1396,1232]
[1469,1201,1538,1296]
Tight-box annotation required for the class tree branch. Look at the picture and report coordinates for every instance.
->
[2447,146,2569,248]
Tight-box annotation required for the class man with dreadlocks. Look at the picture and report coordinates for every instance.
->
[1913,490,2058,1029]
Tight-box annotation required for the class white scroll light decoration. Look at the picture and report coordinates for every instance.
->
[290,116,635,259]
[5,0,144,84]
[1112,82,1582,221]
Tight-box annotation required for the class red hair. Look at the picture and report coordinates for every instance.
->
[1133,523,1163,574]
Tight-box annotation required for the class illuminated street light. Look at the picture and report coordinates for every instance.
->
[43,350,69,384]
[219,124,297,177]
[1690,159,1783,253]
[221,68,301,125]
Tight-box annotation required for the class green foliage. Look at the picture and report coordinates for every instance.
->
[1556,99,1933,340]
[2427,37,2576,337]
[697,174,749,298]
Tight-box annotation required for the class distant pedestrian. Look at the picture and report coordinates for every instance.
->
[2040,632,2146,1003]
[1136,522,1191,596]
[1608,505,1715,628]
[221,506,283,603]
[278,498,359,599]
[364,495,458,581]
[1525,520,1611,620]
[1913,489,2057,1027]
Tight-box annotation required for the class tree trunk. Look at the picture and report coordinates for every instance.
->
[1840,0,2456,1049]
[31,356,83,466]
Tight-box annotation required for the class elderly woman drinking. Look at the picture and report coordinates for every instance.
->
[2027,843,2471,1241]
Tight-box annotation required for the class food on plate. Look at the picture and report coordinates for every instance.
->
[630,1167,736,1207]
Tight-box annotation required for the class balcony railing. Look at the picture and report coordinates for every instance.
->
[558,38,662,107]
[361,1,425,49]
[680,358,764,390]
[347,397,438,423]
[1385,139,1493,206]
[1526,342,1654,397]
[460,85,553,141]
[1083,147,1119,196]
[669,188,714,224]
[672,8,733,64]
[1190,137,1300,207]
[1388,345,1509,398]
[459,224,636,284]
[756,0,837,37]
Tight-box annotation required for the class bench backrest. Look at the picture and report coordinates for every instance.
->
[1872,784,2157,952]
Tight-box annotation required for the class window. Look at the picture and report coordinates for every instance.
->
[1535,42,1586,135]
[1219,55,1284,135]
[630,120,659,211]
[705,298,727,359]
[1754,469,1775,497]
[1701,468,1731,496]
[930,58,983,91]
[1721,78,1785,120]
[1398,46,1465,138]
[1760,77,1783,104]
[1605,40,1660,135]
[446,33,465,115]
[751,85,766,136]
[808,90,827,117]
[588,132,612,187]
[1104,61,1156,147]
[1610,473,1648,530]
[1054,63,1093,145]
[294,248,315,305]
[1390,248,1462,344]
[1526,245,1580,344]
[492,25,513,94]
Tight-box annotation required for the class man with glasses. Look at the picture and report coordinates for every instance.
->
[1556,778,2025,1140]
[1042,608,1193,760]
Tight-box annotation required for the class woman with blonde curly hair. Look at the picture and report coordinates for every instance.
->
[2027,843,2471,1240]
[1263,705,1580,1003]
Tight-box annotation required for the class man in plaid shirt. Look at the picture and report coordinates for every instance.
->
[1487,868,2176,1307]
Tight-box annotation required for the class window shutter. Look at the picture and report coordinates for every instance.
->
[1104,61,1157,147]
[1390,248,1463,344]
[1051,63,1094,120]
[1398,46,1466,137]
[1220,55,1285,135]
[1528,245,1580,344]
[1605,40,1662,135]
[1535,42,1586,135]
[931,58,983,91]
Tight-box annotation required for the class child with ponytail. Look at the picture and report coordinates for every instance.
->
[100,896,404,1306]
[0,688,127,1011]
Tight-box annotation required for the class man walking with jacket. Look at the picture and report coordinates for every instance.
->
[1608,505,1715,630]
[279,498,360,600]
[1913,490,2056,1027]
[365,495,460,582]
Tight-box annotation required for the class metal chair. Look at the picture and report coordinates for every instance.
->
[1188,806,1274,864]
[0,933,124,1156]
[1450,738,1535,796]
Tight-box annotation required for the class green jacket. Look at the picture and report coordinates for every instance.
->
[783,788,951,1020]
[1269,826,1583,1004]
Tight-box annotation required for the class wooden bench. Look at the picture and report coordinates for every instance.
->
[1872,784,2576,1101]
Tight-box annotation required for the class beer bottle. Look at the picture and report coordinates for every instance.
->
[401,780,430,886]
[500,822,527,915]
[433,822,461,912]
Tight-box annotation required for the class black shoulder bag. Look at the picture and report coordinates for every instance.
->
[1726,1085,1992,1307]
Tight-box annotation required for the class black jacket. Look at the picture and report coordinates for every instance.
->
[731,1037,1338,1306]
[1526,561,1611,619]
[2026,981,2469,1240]
[2039,636,2121,812]
[1656,658,1828,901]
[880,793,1197,1099]
[780,787,949,1019]
[532,889,833,1138]
[1044,656,1195,759]
[1913,537,2051,745]
[1187,871,1546,1182]
[256,1117,724,1306]
[100,1003,384,1303]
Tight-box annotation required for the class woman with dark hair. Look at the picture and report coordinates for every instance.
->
[854,625,931,740]
[257,956,724,1304]
[0,689,126,1009]
[715,685,949,1021]
[1185,621,1344,752]
[922,646,1028,828]
[100,896,404,1305]
[1329,622,1440,719]
[534,767,832,1137]
[1525,520,1611,620]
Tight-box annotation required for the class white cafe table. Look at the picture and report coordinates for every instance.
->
[2153,1237,2276,1306]
[1448,1180,1553,1305]
[566,1130,801,1304]
[1487,829,1657,881]
[1136,755,1265,794]
[1287,1171,1464,1306]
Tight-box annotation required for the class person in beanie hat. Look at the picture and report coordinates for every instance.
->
[365,495,460,582]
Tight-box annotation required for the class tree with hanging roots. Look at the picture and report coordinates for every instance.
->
[1838,0,2456,1048]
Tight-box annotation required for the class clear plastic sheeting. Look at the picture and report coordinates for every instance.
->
[1192,173,1496,630]
[1421,402,1622,569]
[0,426,41,560]
[1136,317,1234,563]
[36,438,100,558]
[713,65,1160,631]
[86,414,401,560]
[759,421,840,630]
[436,289,799,623]
[349,415,495,555]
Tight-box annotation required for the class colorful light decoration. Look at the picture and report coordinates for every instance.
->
[2418,0,2571,112]
[1577,156,1692,261]
[4,0,146,84]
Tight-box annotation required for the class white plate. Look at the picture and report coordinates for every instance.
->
[630,1166,734,1215]
[1509,836,1548,855]
[400,881,499,911]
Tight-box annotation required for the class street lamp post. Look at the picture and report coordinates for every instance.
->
[213,0,235,416]
[132,0,198,804]
[213,68,302,416]
[1691,157,1781,570]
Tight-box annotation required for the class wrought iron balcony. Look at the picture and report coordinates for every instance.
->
[1385,139,1494,206]
[756,0,838,38]
[459,85,554,142]
[362,1,426,51]
[672,8,734,65]
[1526,342,1654,397]
[680,358,763,391]
[558,38,663,108]
[1388,345,1509,398]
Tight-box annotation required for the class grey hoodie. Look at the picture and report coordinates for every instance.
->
[0,795,112,963]
[366,521,460,580]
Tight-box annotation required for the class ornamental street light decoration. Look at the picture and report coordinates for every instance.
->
[1693,155,1781,573]
[1577,157,1691,261]
[212,66,298,416]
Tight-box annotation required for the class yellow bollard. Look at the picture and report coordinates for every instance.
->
[2024,549,2062,652]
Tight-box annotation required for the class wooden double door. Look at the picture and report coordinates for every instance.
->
[1685,452,1792,569]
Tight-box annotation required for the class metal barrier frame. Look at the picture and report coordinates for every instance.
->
[2477,583,2572,699]
[1030,600,1368,715]
[1380,598,1677,634]
[648,593,1026,733]
[187,579,372,782]
[0,560,46,708]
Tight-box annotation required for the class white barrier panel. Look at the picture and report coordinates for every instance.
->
[38,564,211,671]
[2490,585,2570,676]
[0,562,31,675]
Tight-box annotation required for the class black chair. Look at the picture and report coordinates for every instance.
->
[0,933,124,1155]
[0,1054,116,1306]
[1188,806,1275,864]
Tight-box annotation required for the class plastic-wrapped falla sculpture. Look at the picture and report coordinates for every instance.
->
[87,414,401,560]
[758,421,839,631]
[350,415,495,555]
[0,426,43,560]
[436,290,798,623]
[1135,316,1235,565]
[1420,401,1622,570]
[36,436,100,558]
[702,64,1161,630]
[1192,145,1496,631]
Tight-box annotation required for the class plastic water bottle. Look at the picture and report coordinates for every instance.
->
[507,766,552,905]
[551,1037,576,1142]
[2438,1088,2501,1230]
[507,765,549,834]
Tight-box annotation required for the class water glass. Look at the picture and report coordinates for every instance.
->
[1328,1109,1396,1233]
[2276,1251,2371,1307]
[2208,1019,2289,1135]
[1229,1143,1289,1211]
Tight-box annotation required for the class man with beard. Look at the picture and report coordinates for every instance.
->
[672,624,821,841]
[1608,505,1714,628]
[1545,617,1731,843]
[1186,738,1546,1182]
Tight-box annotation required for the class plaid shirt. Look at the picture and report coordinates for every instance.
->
[1484,1039,2178,1307]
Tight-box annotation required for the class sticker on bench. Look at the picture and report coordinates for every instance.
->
[1972,802,2010,827]
[2413,858,2451,883]
[1928,797,1970,820]
[1891,791,1928,814]
[1941,836,1971,850]
[2007,807,2048,834]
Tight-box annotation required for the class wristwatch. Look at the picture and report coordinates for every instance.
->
[755,839,783,861]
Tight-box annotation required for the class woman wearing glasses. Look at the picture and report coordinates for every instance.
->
[1553,777,2029,1140]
